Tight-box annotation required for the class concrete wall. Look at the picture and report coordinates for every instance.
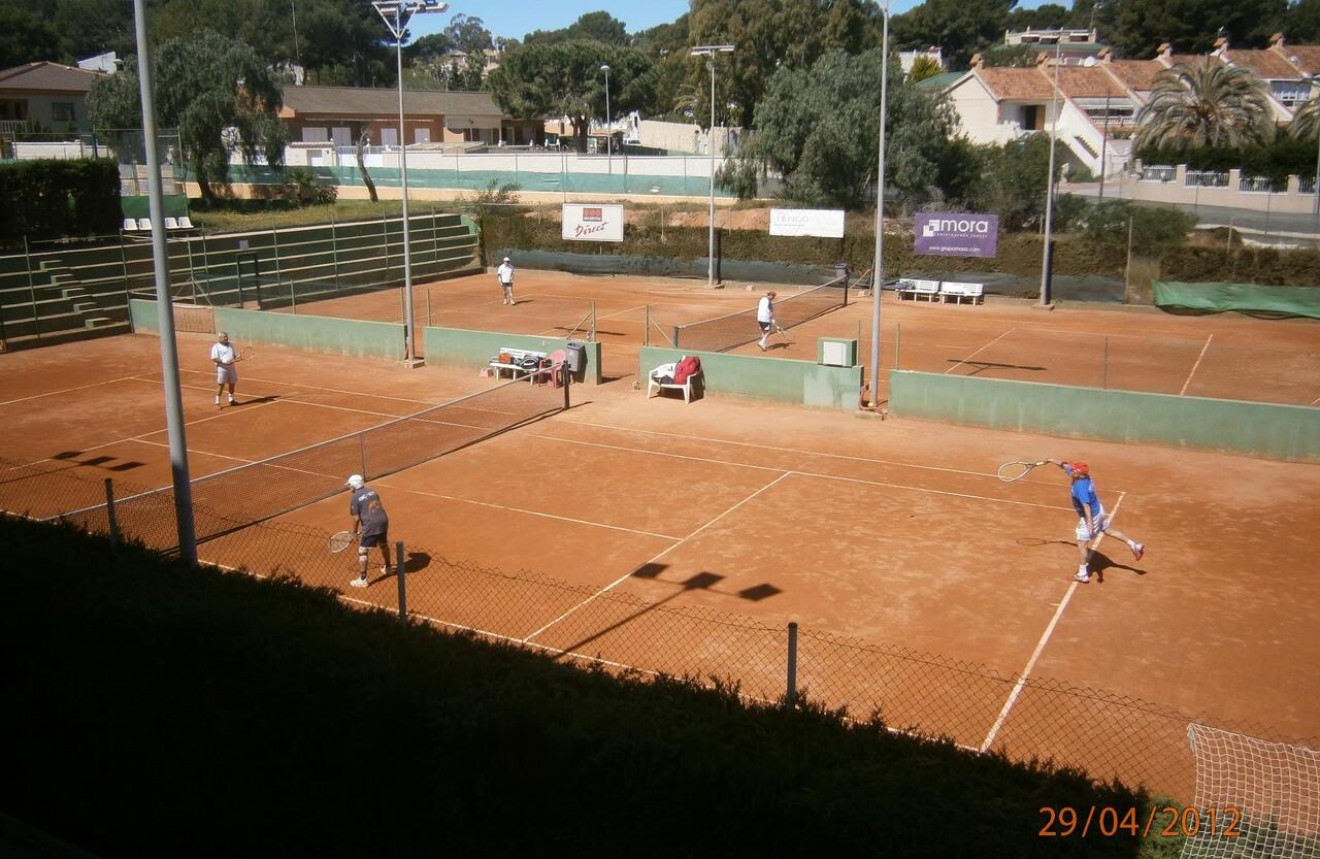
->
[890,370,1320,461]
[423,326,603,385]
[639,345,863,411]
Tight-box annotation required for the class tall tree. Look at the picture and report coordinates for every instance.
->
[1282,0,1320,42]
[524,11,632,46]
[487,41,653,152]
[889,0,1016,71]
[0,2,62,67]
[728,48,960,209]
[1134,59,1275,151]
[52,0,136,62]
[87,32,287,206]
[1104,0,1287,57]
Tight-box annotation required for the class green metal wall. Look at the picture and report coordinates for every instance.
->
[131,299,404,359]
[890,371,1320,461]
[424,326,603,385]
[639,345,863,411]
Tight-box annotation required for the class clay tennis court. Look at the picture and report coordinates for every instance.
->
[2,273,1317,805]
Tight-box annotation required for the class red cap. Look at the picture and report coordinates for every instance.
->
[767,290,777,297]
[1069,462,1089,477]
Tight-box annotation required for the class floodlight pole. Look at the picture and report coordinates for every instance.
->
[867,5,890,409]
[373,0,449,367]
[1039,35,1062,308]
[692,45,734,287]
[133,0,196,563]
[600,64,611,174]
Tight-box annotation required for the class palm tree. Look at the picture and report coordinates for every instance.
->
[1134,59,1275,151]
[1289,95,1320,142]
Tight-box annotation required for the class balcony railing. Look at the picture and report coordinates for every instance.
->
[1185,170,1229,188]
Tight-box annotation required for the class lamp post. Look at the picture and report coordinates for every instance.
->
[1039,33,1063,308]
[372,0,449,367]
[691,44,735,287]
[600,63,612,173]
[867,4,890,409]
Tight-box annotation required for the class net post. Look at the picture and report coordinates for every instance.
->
[786,621,798,710]
[562,357,572,410]
[590,299,597,341]
[643,306,649,347]
[672,326,680,349]
[394,539,406,621]
[104,478,120,549]
[1103,336,1110,390]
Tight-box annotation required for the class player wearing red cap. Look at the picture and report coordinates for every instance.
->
[1046,459,1145,583]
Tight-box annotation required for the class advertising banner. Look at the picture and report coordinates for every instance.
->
[561,203,625,242]
[914,212,999,258]
[769,208,846,238]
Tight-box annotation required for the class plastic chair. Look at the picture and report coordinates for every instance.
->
[177,216,194,230]
[164,217,179,230]
[122,218,138,231]
[533,349,567,388]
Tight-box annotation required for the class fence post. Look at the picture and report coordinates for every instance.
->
[786,621,798,710]
[395,539,406,621]
[24,236,40,337]
[105,478,120,549]
[562,354,572,410]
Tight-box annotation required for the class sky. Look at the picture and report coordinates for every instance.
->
[405,0,1017,44]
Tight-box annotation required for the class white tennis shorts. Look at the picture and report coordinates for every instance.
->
[1076,507,1108,541]
[215,363,237,385]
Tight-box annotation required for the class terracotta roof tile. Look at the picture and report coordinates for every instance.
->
[1055,66,1128,98]
[1103,59,1164,92]
[1274,44,1320,76]
[279,85,502,119]
[1222,49,1302,79]
[976,67,1055,100]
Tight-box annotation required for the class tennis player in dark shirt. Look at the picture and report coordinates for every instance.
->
[345,474,391,588]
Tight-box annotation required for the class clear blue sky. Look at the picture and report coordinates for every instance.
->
[407,0,1049,44]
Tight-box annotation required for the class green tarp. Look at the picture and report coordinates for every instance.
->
[120,195,190,219]
[1153,281,1320,319]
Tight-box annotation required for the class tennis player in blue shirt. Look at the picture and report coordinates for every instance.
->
[1047,460,1144,583]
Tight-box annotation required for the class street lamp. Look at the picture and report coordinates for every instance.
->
[1039,33,1063,308]
[867,4,890,409]
[372,0,449,367]
[691,44,735,287]
[600,63,611,174]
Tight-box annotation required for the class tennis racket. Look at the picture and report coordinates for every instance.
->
[997,460,1048,482]
[328,530,355,553]
[233,346,254,363]
[774,324,795,343]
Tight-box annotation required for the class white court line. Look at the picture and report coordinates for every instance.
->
[944,329,1016,376]
[0,375,145,407]
[521,472,795,644]
[1180,334,1214,396]
[979,492,1129,753]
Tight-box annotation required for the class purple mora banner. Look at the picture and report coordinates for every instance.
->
[914,213,999,258]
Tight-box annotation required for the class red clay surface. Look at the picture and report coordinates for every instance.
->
[2,272,1318,803]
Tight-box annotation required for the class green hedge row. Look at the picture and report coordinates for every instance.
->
[0,159,120,245]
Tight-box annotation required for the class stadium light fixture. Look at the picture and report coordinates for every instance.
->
[372,0,449,366]
[691,45,735,287]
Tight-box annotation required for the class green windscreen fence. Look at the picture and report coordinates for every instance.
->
[1153,281,1320,319]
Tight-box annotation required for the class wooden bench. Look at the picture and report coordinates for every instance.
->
[897,278,941,302]
[489,348,548,381]
[647,361,702,403]
[939,282,985,305]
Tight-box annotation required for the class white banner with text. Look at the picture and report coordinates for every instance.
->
[769,208,846,238]
[561,203,625,242]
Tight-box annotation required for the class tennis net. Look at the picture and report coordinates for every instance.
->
[55,379,565,552]
[672,274,849,353]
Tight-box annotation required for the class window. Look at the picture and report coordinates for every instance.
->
[51,102,75,122]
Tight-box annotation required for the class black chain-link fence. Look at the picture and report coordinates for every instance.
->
[2,453,1311,808]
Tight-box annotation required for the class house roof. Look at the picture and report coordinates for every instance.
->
[913,71,962,91]
[1054,66,1129,98]
[279,85,504,120]
[1278,44,1320,76]
[1220,48,1302,80]
[1102,59,1164,93]
[0,61,103,94]
[975,67,1056,100]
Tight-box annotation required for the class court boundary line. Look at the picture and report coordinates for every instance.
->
[1180,334,1214,396]
[944,329,1016,376]
[0,375,144,407]
[521,472,794,645]
[979,492,1130,753]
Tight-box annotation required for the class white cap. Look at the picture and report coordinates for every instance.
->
[503,256,510,262]
[345,474,364,489]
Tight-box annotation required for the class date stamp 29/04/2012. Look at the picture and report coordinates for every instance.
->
[1039,805,1243,839]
